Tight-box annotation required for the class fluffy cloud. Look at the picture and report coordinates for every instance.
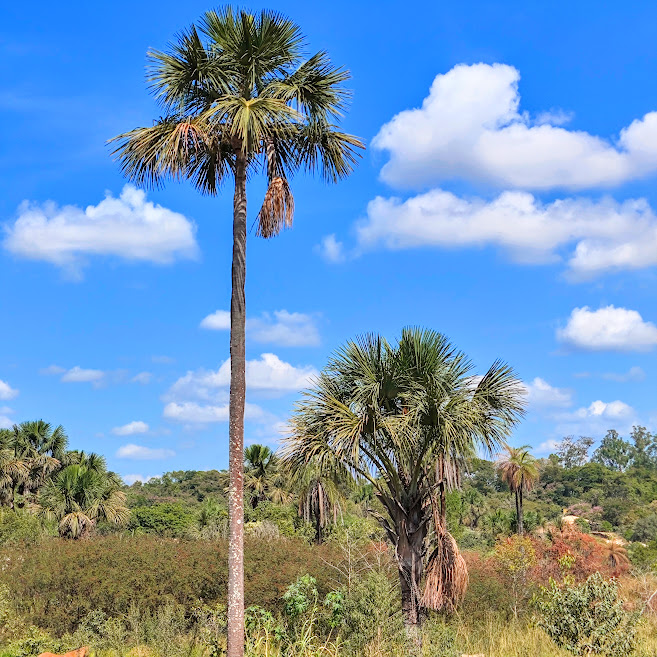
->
[522,378,572,409]
[373,63,657,190]
[116,444,174,460]
[557,306,657,351]
[111,421,149,436]
[0,380,18,400]
[201,310,320,347]
[315,234,346,264]
[355,190,657,279]
[200,310,230,330]
[163,401,265,424]
[3,185,198,276]
[165,354,317,402]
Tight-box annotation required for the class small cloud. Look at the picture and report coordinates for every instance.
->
[116,444,174,460]
[122,473,156,485]
[534,109,573,126]
[602,366,646,383]
[0,379,18,401]
[111,421,149,436]
[523,377,572,409]
[61,366,105,385]
[315,234,346,264]
[40,365,65,376]
[557,305,657,352]
[200,310,231,330]
[131,371,153,384]
[152,355,175,365]
[537,439,560,455]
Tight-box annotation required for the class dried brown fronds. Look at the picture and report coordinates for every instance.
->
[256,176,294,238]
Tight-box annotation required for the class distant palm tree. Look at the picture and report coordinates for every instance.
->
[289,459,345,544]
[602,542,630,572]
[497,446,539,535]
[0,421,68,507]
[283,328,524,637]
[111,10,362,654]
[38,455,129,539]
[244,444,275,508]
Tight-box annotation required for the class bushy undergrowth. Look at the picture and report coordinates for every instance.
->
[0,536,341,635]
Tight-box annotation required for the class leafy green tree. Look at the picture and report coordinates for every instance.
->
[555,435,594,469]
[497,446,539,534]
[112,10,363,654]
[592,430,632,471]
[283,328,524,634]
[38,455,129,538]
[629,425,657,469]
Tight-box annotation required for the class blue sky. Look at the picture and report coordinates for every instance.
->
[1,1,656,483]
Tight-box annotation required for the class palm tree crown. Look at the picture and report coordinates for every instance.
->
[111,7,363,232]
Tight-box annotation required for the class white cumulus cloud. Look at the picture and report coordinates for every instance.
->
[60,366,105,384]
[557,305,657,351]
[116,444,174,460]
[373,62,657,190]
[522,378,572,409]
[112,421,149,436]
[165,354,317,402]
[201,310,320,347]
[3,185,198,277]
[355,190,657,279]
[315,234,346,264]
[0,380,18,400]
[163,401,265,424]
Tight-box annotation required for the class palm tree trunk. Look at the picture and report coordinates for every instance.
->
[515,489,523,535]
[518,487,524,535]
[227,151,247,657]
[438,454,446,530]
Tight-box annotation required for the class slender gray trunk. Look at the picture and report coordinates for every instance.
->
[227,151,247,657]
[516,489,523,535]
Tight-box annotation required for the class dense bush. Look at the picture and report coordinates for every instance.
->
[534,572,640,656]
[0,536,341,635]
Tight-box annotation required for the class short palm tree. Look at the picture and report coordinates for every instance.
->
[111,10,363,654]
[497,446,539,535]
[38,456,129,539]
[283,328,524,638]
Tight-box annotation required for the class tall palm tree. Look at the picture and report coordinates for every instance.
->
[111,10,362,654]
[38,455,129,539]
[283,328,524,640]
[497,446,539,535]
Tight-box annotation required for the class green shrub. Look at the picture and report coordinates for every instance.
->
[533,572,640,656]
[0,509,54,546]
[128,503,195,537]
